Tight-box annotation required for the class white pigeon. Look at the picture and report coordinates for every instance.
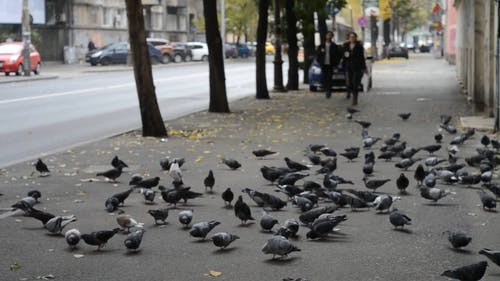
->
[168,161,183,184]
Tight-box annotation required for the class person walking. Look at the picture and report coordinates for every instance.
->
[316,31,341,99]
[88,39,96,52]
[342,32,367,106]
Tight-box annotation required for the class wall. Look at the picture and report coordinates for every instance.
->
[444,0,456,64]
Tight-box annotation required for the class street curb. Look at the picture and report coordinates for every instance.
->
[0,74,58,84]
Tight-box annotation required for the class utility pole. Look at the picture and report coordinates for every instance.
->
[273,0,285,92]
[22,0,31,76]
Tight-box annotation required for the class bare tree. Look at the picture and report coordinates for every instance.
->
[125,0,167,137]
[273,0,285,92]
[285,0,299,90]
[256,0,270,99]
[203,0,230,112]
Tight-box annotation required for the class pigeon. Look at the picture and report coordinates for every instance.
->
[373,195,400,213]
[168,161,183,184]
[158,186,202,206]
[221,188,234,207]
[262,236,301,259]
[389,208,411,229]
[363,162,374,176]
[45,215,77,234]
[479,248,500,267]
[396,173,409,193]
[478,189,496,210]
[425,157,446,167]
[384,133,401,146]
[480,171,492,183]
[354,120,371,129]
[222,158,242,170]
[414,164,426,186]
[347,107,359,114]
[400,147,421,159]
[293,196,314,212]
[260,211,279,232]
[111,155,128,168]
[124,229,145,251]
[480,135,490,147]
[111,188,134,206]
[128,174,143,186]
[419,186,454,203]
[395,158,421,171]
[260,192,287,211]
[10,196,37,213]
[203,170,215,192]
[34,158,50,175]
[441,261,488,281]
[81,228,120,250]
[116,211,144,232]
[378,151,397,161]
[458,174,482,186]
[305,214,348,239]
[398,113,411,120]
[253,149,277,158]
[284,157,309,171]
[96,165,124,182]
[178,209,193,227]
[189,220,220,239]
[363,177,391,191]
[275,219,300,238]
[139,188,156,204]
[276,185,304,199]
[104,196,120,213]
[346,195,370,211]
[308,144,326,153]
[278,172,309,186]
[160,157,185,171]
[65,228,81,248]
[27,190,41,202]
[306,154,321,165]
[420,144,442,155]
[303,180,322,191]
[260,166,283,183]
[491,139,500,150]
[23,207,55,225]
[211,232,240,249]
[363,136,381,149]
[147,209,169,225]
[234,195,255,224]
[435,133,443,143]
[441,123,458,134]
[443,230,472,249]
[298,205,337,225]
[340,150,359,162]
[441,114,453,125]
[483,183,500,198]
[450,134,469,145]
[131,176,160,189]
[319,147,337,157]
[344,189,378,203]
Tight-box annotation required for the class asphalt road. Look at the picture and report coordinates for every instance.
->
[0,59,282,168]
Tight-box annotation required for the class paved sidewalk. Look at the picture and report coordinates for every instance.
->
[1,55,499,281]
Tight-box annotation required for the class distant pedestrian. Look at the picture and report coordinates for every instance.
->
[88,39,96,52]
[316,31,341,99]
[342,32,367,106]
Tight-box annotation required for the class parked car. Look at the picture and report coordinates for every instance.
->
[0,42,41,76]
[246,41,257,56]
[308,56,373,92]
[186,42,209,61]
[387,45,409,59]
[298,47,304,69]
[236,43,250,58]
[171,42,193,62]
[419,44,431,53]
[265,42,275,55]
[147,38,175,64]
[225,43,238,59]
[85,42,162,66]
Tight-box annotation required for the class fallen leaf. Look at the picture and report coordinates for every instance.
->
[467,212,477,216]
[209,271,222,277]
[80,178,100,182]
[195,156,204,163]
[10,262,21,270]
[73,254,84,259]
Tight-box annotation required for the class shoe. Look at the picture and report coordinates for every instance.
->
[326,92,331,99]
[352,93,358,106]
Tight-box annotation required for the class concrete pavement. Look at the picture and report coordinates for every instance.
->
[0,54,499,281]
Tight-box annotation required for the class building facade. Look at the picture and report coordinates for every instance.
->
[443,0,456,65]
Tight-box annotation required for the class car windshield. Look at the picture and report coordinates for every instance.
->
[0,44,22,54]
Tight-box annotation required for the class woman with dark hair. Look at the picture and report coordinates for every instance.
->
[342,32,366,106]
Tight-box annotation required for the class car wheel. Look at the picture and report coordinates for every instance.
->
[33,63,41,75]
[100,57,111,66]
[184,55,192,62]
[4,72,9,76]
[201,55,208,62]
[16,64,24,76]
[162,54,171,64]
[309,85,318,92]
[90,62,97,66]
[174,54,182,63]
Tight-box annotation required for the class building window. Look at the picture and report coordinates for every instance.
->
[102,7,112,27]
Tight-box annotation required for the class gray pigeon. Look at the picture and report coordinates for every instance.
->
[299,205,337,225]
[140,188,156,204]
[478,189,496,210]
[178,209,193,228]
[389,208,411,229]
[395,158,421,171]
[479,248,500,267]
[189,221,220,239]
[424,157,446,167]
[260,210,279,232]
[420,186,454,203]
[124,229,145,251]
[373,195,400,213]
[363,177,391,191]
[444,230,472,249]
[211,232,240,249]
[293,196,314,212]
[64,228,81,248]
[262,236,300,259]
[441,261,488,281]
[306,215,347,239]
[45,215,77,234]
[147,208,169,225]
[275,219,300,238]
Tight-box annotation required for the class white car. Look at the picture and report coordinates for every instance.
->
[186,42,208,61]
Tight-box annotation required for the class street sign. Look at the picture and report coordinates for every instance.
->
[363,0,379,8]
[358,16,368,27]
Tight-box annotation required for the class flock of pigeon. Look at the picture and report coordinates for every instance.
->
[2,109,500,281]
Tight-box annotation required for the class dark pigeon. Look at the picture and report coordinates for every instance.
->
[96,165,124,182]
[211,232,239,249]
[124,229,145,251]
[81,228,120,250]
[253,149,277,158]
[389,208,411,229]
[396,173,409,193]
[284,157,309,171]
[222,158,242,170]
[478,189,496,210]
[147,208,169,225]
[221,188,234,207]
[479,248,500,267]
[35,158,50,175]
[398,113,411,120]
[111,155,128,168]
[203,170,215,192]
[441,261,488,281]
[189,220,220,239]
[234,195,255,224]
[444,230,472,249]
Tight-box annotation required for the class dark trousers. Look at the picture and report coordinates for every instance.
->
[346,68,363,96]
[322,64,333,96]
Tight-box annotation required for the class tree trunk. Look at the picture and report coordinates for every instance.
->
[256,0,270,99]
[303,10,314,84]
[318,12,328,46]
[273,0,285,92]
[125,0,167,137]
[285,0,298,90]
[203,0,230,113]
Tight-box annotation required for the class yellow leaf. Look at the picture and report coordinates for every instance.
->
[209,271,222,277]
[195,156,204,163]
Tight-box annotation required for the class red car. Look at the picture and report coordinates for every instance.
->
[0,42,41,76]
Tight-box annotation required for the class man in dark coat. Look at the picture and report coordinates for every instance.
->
[88,39,96,52]
[342,32,367,106]
[316,31,341,99]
